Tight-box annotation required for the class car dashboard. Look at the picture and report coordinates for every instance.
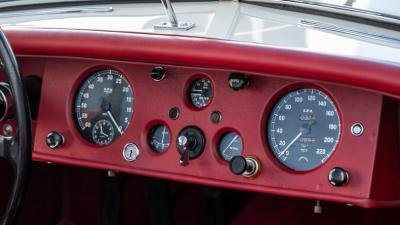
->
[1,1,400,210]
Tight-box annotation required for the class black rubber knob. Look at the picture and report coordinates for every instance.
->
[46,131,64,149]
[229,156,247,175]
[151,66,166,81]
[328,167,349,186]
[228,73,249,91]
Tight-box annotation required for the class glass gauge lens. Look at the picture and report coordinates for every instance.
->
[267,88,341,171]
[92,119,115,145]
[148,125,171,153]
[218,132,243,161]
[189,78,212,108]
[74,70,134,145]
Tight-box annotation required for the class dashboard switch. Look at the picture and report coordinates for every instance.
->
[228,73,249,91]
[151,66,166,81]
[328,167,349,186]
[177,126,205,166]
[229,156,260,178]
[46,131,64,149]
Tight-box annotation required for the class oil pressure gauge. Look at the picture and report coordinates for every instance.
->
[189,78,213,108]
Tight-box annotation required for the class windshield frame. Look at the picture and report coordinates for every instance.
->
[243,0,400,30]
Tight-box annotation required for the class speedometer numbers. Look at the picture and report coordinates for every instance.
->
[74,70,134,146]
[267,88,341,171]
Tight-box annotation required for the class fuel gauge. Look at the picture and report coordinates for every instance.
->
[148,125,171,153]
[218,132,243,161]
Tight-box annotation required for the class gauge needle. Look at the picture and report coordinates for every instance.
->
[107,110,122,134]
[222,135,238,154]
[99,123,109,138]
[161,126,166,146]
[278,132,303,158]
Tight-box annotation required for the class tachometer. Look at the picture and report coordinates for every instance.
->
[267,88,340,171]
[74,70,134,145]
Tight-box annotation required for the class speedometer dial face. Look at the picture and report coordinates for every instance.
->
[267,88,340,171]
[74,70,134,145]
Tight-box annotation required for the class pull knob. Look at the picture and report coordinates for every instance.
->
[176,126,205,166]
[328,167,349,186]
[228,73,249,91]
[229,156,260,178]
[46,131,65,149]
[151,66,166,81]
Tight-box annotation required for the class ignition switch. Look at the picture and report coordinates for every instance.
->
[176,126,205,166]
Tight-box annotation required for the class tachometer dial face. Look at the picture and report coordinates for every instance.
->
[267,88,340,171]
[74,70,134,145]
[218,132,243,161]
[189,78,212,108]
[148,125,171,153]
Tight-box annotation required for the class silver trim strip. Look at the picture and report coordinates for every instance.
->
[299,19,400,45]
[0,6,113,18]
[244,0,400,26]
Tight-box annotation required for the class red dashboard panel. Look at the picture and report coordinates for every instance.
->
[4,27,400,208]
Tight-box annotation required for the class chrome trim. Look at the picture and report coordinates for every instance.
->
[244,0,400,26]
[299,19,400,45]
[0,6,113,18]
[154,0,195,31]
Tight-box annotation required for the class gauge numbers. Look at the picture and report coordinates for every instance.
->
[267,88,340,171]
[74,70,134,145]
[218,132,243,161]
[148,125,171,153]
[189,78,213,108]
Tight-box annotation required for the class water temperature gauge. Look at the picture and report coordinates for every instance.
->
[148,125,171,153]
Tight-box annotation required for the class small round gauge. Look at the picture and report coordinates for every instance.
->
[189,78,212,108]
[218,132,243,161]
[148,125,171,153]
[267,88,341,171]
[92,120,115,145]
[74,70,134,145]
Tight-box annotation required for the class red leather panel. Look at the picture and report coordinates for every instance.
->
[4,27,400,208]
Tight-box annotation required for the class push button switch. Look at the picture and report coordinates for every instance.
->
[328,167,349,186]
[46,131,64,149]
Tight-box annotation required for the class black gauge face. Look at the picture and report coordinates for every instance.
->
[267,88,341,171]
[92,119,115,145]
[148,125,171,153]
[189,78,212,108]
[74,70,134,145]
[218,132,243,161]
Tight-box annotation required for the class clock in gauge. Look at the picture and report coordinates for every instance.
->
[74,69,134,146]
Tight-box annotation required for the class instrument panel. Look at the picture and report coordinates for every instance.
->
[31,57,387,208]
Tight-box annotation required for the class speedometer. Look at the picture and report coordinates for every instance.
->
[74,70,134,145]
[267,88,340,171]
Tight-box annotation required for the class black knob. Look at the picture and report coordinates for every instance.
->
[328,167,349,186]
[46,131,64,149]
[228,73,249,91]
[151,66,166,81]
[229,156,248,175]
